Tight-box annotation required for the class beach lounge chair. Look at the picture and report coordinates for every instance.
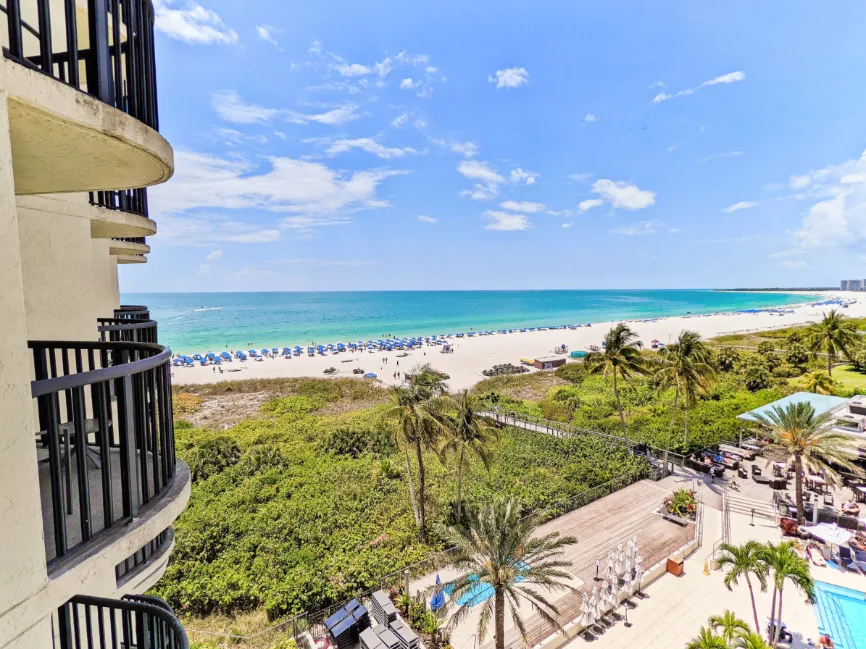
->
[752,465,762,477]
[839,546,862,573]
[854,549,866,572]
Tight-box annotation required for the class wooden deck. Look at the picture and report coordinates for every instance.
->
[471,477,698,649]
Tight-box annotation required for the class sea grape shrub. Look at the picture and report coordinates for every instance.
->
[184,436,242,481]
[237,446,287,477]
[786,344,809,371]
[786,331,802,347]
[262,395,326,416]
[663,488,697,520]
[325,426,371,458]
[173,392,204,415]
[851,347,866,372]
[716,347,740,373]
[757,341,775,355]
[554,363,585,383]
[740,356,771,391]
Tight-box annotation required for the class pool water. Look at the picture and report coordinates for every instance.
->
[443,563,527,607]
[813,581,866,649]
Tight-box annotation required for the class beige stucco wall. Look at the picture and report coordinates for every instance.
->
[0,89,52,648]
[16,194,121,341]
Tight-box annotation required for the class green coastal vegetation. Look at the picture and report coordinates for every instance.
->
[160,311,866,648]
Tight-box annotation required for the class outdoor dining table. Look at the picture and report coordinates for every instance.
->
[807,475,827,492]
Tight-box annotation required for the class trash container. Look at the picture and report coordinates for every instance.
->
[666,555,684,576]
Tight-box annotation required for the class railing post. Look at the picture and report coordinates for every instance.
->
[87,0,115,105]
[118,351,141,518]
[6,0,24,58]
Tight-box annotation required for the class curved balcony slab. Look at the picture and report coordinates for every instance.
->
[1,58,173,196]
[117,254,147,264]
[109,240,150,256]
[91,205,157,238]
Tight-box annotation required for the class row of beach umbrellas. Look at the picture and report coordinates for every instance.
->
[580,536,644,631]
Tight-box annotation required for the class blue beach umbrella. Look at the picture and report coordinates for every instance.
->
[430,574,445,611]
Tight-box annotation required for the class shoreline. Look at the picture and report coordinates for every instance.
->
[171,291,864,392]
[163,290,828,357]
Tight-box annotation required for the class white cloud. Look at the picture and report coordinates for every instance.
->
[430,138,478,158]
[281,216,353,229]
[776,148,866,255]
[267,258,375,267]
[206,249,223,261]
[611,220,660,236]
[510,168,539,185]
[584,114,597,123]
[562,223,572,229]
[288,104,362,126]
[647,81,666,89]
[587,179,656,211]
[699,151,745,164]
[417,215,437,224]
[325,138,417,159]
[578,199,604,212]
[212,91,279,124]
[458,160,505,201]
[215,128,267,146]
[667,144,678,153]
[653,71,745,103]
[159,213,282,246]
[153,0,238,45]
[780,260,806,269]
[500,201,545,213]
[488,67,529,89]
[723,201,757,213]
[336,63,373,77]
[567,173,594,183]
[149,150,405,233]
[392,113,409,128]
[484,210,531,231]
[256,25,279,47]
[400,78,418,89]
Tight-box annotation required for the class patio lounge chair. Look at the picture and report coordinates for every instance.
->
[839,546,863,573]
[823,493,834,507]
[854,549,866,572]
[754,474,771,485]
[752,465,762,476]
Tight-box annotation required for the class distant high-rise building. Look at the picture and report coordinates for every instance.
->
[842,280,850,290]
[846,279,864,291]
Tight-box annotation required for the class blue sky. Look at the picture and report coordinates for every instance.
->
[123,1,866,292]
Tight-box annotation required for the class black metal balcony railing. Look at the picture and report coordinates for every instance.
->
[31,340,176,568]
[57,593,188,649]
[115,526,173,584]
[115,304,151,320]
[91,187,149,218]
[98,317,158,344]
[1,0,159,131]
[111,236,146,244]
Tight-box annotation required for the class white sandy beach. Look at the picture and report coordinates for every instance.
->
[171,291,866,392]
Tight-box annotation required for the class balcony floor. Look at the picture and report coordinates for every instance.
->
[37,447,154,563]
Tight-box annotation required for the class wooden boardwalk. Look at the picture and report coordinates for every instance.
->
[469,477,698,649]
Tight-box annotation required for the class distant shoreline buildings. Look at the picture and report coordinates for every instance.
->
[841,280,866,291]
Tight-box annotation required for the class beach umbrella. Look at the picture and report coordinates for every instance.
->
[605,554,617,583]
[588,587,600,622]
[615,545,626,577]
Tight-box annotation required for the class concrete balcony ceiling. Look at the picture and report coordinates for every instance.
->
[1,58,174,195]
[117,253,147,264]
[91,207,157,238]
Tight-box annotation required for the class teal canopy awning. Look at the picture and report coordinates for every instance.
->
[737,391,848,423]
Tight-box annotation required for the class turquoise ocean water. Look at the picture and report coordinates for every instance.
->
[123,290,820,354]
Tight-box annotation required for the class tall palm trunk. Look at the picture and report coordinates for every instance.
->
[456,445,466,521]
[662,384,679,477]
[827,353,833,376]
[683,404,690,448]
[768,587,778,644]
[613,369,628,440]
[414,439,427,542]
[793,454,805,524]
[494,586,505,649]
[404,447,420,526]
[745,574,760,634]
[772,588,784,647]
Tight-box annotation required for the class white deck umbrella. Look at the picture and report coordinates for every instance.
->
[606,579,618,610]
[579,592,595,628]
[633,559,645,594]
[614,547,627,577]
[605,557,618,583]
[589,586,601,621]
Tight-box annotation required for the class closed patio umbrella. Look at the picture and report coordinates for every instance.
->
[579,592,594,628]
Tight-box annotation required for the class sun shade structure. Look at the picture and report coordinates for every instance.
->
[737,392,848,423]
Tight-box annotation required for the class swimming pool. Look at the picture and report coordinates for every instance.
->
[813,581,866,649]
[443,564,527,607]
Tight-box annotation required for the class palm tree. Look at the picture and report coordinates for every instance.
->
[442,498,577,649]
[654,330,716,449]
[382,364,451,541]
[754,402,862,524]
[583,323,648,440]
[708,611,751,648]
[716,542,768,633]
[686,627,728,649]
[441,391,500,521]
[805,309,859,376]
[761,542,814,647]
[798,370,836,396]
[734,632,771,649]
